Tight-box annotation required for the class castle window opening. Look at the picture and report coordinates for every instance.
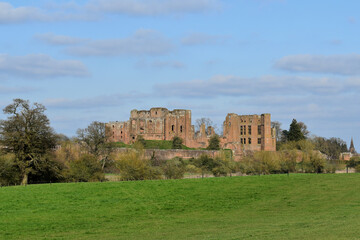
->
[172,125,174,132]
[258,138,261,144]
[244,138,246,144]
[240,126,243,135]
[248,138,251,144]
[121,131,123,134]
[180,125,183,132]
[243,126,246,134]
[248,126,251,135]
[258,125,262,135]
[112,125,114,128]
[241,138,243,144]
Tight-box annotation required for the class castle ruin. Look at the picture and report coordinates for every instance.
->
[106,108,276,157]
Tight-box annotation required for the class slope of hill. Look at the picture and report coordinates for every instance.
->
[0,174,359,239]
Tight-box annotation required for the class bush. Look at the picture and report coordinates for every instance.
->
[211,150,235,177]
[114,150,162,181]
[135,135,146,148]
[172,136,183,149]
[0,154,21,186]
[64,154,105,182]
[301,151,326,173]
[163,158,186,179]
[28,154,65,184]
[191,154,215,177]
[207,135,220,150]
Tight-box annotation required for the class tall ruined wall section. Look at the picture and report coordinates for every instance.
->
[106,108,193,145]
[222,113,276,155]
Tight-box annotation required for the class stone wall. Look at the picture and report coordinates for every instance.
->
[114,148,221,161]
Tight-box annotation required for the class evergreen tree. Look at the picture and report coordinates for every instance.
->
[172,136,183,149]
[287,119,305,141]
[207,135,220,150]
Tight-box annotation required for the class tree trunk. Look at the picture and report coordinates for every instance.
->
[101,157,106,170]
[21,172,28,186]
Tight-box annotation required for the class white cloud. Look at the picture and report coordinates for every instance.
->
[35,33,85,45]
[0,2,49,23]
[45,92,148,109]
[0,54,89,78]
[181,33,228,46]
[154,75,348,98]
[0,2,94,24]
[136,60,185,69]
[0,85,34,94]
[65,29,174,56]
[274,54,360,75]
[86,0,221,16]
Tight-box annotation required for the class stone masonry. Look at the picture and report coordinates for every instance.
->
[106,108,276,157]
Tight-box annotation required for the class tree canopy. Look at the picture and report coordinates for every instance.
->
[0,99,56,185]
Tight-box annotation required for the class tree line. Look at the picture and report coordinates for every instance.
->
[0,99,356,186]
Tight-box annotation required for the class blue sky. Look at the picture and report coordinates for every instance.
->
[0,0,359,150]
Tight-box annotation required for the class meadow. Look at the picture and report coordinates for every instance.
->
[0,174,359,239]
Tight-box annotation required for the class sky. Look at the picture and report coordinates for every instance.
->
[0,0,359,150]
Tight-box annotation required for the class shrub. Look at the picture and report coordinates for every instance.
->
[172,136,183,149]
[28,154,65,184]
[207,135,220,150]
[64,154,105,182]
[301,151,326,173]
[135,135,146,148]
[211,150,235,177]
[191,154,215,178]
[162,158,186,179]
[114,150,162,181]
[0,154,21,186]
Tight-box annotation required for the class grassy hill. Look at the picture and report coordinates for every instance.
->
[0,174,359,239]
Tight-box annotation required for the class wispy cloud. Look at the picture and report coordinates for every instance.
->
[181,33,228,46]
[45,92,148,109]
[0,85,35,94]
[65,29,174,56]
[35,33,85,45]
[154,75,349,98]
[274,54,360,75]
[0,2,48,23]
[0,54,89,78]
[0,2,93,24]
[136,60,185,69]
[86,0,221,16]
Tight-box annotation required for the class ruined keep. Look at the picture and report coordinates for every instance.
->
[106,108,276,156]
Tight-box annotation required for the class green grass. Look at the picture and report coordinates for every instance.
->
[0,174,359,239]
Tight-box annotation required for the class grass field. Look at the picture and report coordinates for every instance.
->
[0,174,359,239]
